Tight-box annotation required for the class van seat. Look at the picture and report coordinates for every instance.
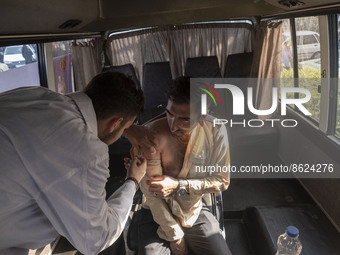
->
[224,52,253,78]
[184,56,222,78]
[140,61,172,123]
[103,63,141,90]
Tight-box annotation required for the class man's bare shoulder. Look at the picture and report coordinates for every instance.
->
[144,117,170,149]
[145,117,169,135]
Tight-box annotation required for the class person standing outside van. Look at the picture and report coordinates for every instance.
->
[0,72,150,255]
[22,44,34,64]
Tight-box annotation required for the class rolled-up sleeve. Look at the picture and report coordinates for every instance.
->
[187,124,230,195]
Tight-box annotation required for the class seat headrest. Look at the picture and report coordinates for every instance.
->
[142,61,172,109]
[184,56,221,78]
[103,63,141,89]
[224,52,253,78]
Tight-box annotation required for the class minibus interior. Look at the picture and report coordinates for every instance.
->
[1,0,340,254]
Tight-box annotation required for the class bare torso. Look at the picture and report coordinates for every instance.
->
[145,117,188,178]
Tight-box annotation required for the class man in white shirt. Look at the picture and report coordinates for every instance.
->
[0,72,148,255]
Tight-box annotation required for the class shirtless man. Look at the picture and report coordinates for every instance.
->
[130,76,232,255]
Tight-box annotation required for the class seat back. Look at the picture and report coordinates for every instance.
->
[141,61,172,123]
[184,56,222,78]
[222,52,254,119]
[224,52,253,78]
[103,63,141,90]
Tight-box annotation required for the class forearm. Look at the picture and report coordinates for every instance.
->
[146,160,162,177]
[102,181,137,249]
[186,175,230,195]
[130,145,161,177]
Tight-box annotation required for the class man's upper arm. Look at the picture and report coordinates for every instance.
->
[143,120,166,160]
[187,124,230,194]
[213,124,230,167]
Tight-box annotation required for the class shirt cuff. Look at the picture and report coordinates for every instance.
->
[124,179,138,193]
[125,178,138,191]
[186,179,204,194]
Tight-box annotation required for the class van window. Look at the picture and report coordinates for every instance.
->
[280,17,321,123]
[0,44,40,93]
[51,41,74,94]
[296,35,302,46]
[337,83,340,137]
[281,18,294,77]
[296,16,321,123]
[45,38,96,94]
[337,15,340,138]
[280,16,323,124]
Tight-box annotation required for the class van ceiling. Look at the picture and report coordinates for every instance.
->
[0,0,340,36]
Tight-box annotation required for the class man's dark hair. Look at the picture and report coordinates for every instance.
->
[84,72,144,121]
[165,76,190,104]
[165,76,201,105]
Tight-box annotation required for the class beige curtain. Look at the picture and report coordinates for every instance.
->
[170,24,253,77]
[106,34,143,80]
[106,29,170,82]
[106,23,253,80]
[251,21,282,119]
[72,39,102,91]
[141,30,171,66]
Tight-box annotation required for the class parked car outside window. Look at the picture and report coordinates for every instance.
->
[3,45,37,69]
[282,30,320,63]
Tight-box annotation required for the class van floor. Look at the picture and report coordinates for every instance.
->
[222,178,340,255]
[52,155,340,254]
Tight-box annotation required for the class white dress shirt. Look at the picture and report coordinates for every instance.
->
[0,87,136,255]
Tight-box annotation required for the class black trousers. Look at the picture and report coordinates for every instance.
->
[137,207,232,255]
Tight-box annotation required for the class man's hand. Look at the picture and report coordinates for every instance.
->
[126,156,147,182]
[147,175,179,197]
[124,125,159,155]
[170,238,188,255]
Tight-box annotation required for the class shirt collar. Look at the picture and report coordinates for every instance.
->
[67,91,98,135]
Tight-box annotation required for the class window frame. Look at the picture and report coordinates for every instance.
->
[328,14,339,139]
[274,12,340,144]
[289,16,323,126]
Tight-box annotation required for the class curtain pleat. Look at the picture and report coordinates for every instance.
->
[252,21,282,119]
[106,23,253,80]
[71,22,281,120]
[70,23,282,121]
[71,40,102,91]
[106,31,170,82]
